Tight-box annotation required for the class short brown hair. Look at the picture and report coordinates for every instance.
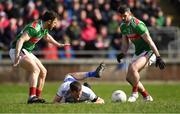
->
[117,5,131,14]
[70,81,82,92]
[42,11,59,21]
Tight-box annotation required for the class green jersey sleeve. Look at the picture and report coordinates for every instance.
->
[44,29,48,35]
[134,23,148,35]
[120,23,126,35]
[23,27,37,37]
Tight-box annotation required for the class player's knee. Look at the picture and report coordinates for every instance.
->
[128,64,137,74]
[126,75,131,82]
[40,68,47,79]
[32,67,40,75]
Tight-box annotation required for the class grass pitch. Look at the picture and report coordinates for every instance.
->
[0,82,180,113]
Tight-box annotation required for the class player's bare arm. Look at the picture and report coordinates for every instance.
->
[53,95,63,103]
[141,32,160,57]
[121,35,129,55]
[14,32,30,67]
[44,33,70,47]
[116,35,129,63]
[141,32,165,69]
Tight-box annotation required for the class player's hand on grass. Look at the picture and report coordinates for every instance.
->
[156,56,165,70]
[95,97,105,104]
[116,53,125,63]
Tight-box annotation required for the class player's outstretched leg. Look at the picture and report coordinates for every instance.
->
[84,62,106,78]
[85,62,106,78]
[67,63,106,80]
[94,63,106,78]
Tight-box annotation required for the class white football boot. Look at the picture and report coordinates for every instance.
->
[143,95,153,102]
[127,92,139,102]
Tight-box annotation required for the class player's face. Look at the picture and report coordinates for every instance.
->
[48,18,58,30]
[71,90,82,101]
[121,12,131,22]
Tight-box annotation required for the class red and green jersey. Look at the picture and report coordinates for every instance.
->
[12,20,48,52]
[120,16,151,55]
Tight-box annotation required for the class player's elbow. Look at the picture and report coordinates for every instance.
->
[53,95,62,104]
[16,38,24,45]
[53,98,60,104]
[44,34,52,42]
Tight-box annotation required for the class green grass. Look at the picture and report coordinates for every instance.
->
[0,82,180,113]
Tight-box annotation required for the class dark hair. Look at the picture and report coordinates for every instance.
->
[41,11,59,22]
[117,5,131,14]
[70,81,82,92]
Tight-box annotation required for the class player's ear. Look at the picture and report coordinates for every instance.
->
[47,20,52,24]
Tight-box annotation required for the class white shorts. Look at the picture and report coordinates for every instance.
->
[132,51,156,66]
[9,48,36,63]
[63,75,77,82]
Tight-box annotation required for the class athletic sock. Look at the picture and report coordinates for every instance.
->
[132,85,138,93]
[36,88,42,97]
[29,87,36,98]
[140,90,149,97]
[132,86,138,93]
[85,71,96,78]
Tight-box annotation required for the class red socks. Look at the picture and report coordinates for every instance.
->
[132,84,149,97]
[29,87,36,96]
[140,90,149,97]
[132,85,138,93]
[36,88,42,97]
[29,87,42,97]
